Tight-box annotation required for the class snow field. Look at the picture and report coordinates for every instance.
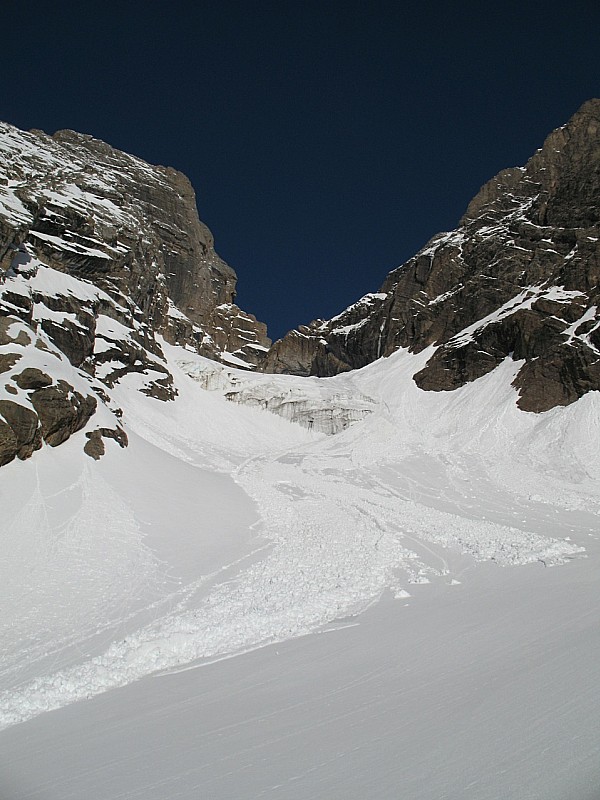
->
[0,345,596,732]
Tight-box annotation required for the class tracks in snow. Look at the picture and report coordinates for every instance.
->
[0,424,584,730]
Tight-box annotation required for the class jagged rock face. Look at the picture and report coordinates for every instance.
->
[264,99,600,412]
[0,121,269,465]
[0,122,269,361]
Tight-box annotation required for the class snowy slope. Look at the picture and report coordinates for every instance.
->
[1,343,599,798]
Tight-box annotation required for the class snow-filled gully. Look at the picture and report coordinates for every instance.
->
[0,351,591,730]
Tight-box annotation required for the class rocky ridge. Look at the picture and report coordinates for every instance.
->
[263,99,600,413]
[0,122,269,465]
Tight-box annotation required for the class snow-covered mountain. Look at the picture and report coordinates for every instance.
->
[1,106,600,799]
[2,100,600,470]
[265,99,600,412]
[0,122,269,465]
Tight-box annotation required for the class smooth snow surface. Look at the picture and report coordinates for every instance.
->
[1,346,599,799]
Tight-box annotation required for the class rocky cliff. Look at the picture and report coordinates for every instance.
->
[0,122,269,465]
[263,99,600,413]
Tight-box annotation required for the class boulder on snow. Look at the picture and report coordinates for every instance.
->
[84,426,128,460]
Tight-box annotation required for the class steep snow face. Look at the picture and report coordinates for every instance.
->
[0,343,596,732]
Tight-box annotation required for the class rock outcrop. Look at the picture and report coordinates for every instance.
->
[263,99,600,412]
[0,121,269,466]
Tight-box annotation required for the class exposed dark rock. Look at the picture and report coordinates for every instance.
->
[29,381,97,446]
[84,426,128,460]
[0,119,271,466]
[513,344,600,412]
[0,399,42,461]
[101,426,128,449]
[0,419,18,465]
[140,373,177,401]
[83,430,105,460]
[36,316,95,368]
[0,121,267,370]
[2,100,600,475]
[0,353,21,374]
[0,316,32,347]
[13,367,52,390]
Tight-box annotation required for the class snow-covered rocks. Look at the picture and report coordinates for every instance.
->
[261,101,600,412]
[0,119,271,465]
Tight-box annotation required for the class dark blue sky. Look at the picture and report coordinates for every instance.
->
[2,1,599,340]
